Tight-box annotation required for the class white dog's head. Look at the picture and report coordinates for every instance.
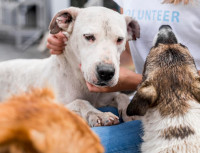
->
[49,7,140,87]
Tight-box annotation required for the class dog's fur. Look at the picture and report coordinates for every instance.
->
[0,7,140,127]
[127,25,200,152]
[0,88,104,153]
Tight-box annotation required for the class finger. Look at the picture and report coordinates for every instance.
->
[86,82,96,92]
[54,32,67,40]
[86,82,107,93]
[87,85,99,92]
[47,35,65,47]
[47,43,65,51]
[50,50,63,55]
[63,37,68,44]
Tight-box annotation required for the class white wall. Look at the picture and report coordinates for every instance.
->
[84,0,103,7]
[50,0,70,18]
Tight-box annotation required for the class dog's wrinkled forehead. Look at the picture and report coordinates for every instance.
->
[49,7,140,41]
[74,7,126,35]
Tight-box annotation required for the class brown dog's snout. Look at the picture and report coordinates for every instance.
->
[155,25,178,46]
[96,64,115,85]
[159,25,172,31]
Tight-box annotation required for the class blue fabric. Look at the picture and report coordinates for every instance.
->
[92,107,143,153]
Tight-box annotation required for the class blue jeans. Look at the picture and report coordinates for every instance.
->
[92,107,143,153]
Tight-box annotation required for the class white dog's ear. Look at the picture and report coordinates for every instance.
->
[125,16,140,41]
[127,81,157,116]
[49,7,81,34]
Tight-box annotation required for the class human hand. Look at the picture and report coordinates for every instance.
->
[86,82,115,93]
[47,32,67,55]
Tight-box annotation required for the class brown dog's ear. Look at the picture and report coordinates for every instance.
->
[49,7,81,34]
[126,92,150,116]
[125,16,140,41]
[191,77,200,102]
[126,82,157,116]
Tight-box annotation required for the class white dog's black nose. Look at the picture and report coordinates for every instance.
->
[154,25,177,46]
[96,64,115,82]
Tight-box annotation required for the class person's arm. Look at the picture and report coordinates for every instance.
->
[199,70,200,75]
[86,67,142,93]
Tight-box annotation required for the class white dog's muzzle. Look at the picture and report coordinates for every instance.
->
[95,63,115,86]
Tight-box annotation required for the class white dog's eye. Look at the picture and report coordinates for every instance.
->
[83,34,96,42]
[117,37,124,44]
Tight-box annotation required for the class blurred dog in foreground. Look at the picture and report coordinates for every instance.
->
[127,25,200,153]
[0,88,104,153]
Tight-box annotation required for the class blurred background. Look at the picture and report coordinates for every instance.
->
[0,0,134,69]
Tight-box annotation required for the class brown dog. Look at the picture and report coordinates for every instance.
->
[0,88,104,153]
[127,25,200,152]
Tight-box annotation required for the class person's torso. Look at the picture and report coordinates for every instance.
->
[115,0,200,73]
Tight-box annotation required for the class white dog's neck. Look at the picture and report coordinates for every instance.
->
[51,45,84,83]
[141,100,200,153]
[65,43,80,68]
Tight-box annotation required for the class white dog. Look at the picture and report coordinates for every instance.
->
[127,25,200,152]
[0,7,140,127]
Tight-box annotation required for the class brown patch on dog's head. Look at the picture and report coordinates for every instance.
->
[127,42,200,117]
[148,44,199,117]
[0,88,104,153]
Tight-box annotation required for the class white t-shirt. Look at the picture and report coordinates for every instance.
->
[114,0,200,74]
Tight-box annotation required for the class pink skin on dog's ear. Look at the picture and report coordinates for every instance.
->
[125,16,140,41]
[49,7,80,34]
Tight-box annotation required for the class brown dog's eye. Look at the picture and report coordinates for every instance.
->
[117,37,124,44]
[83,34,96,42]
